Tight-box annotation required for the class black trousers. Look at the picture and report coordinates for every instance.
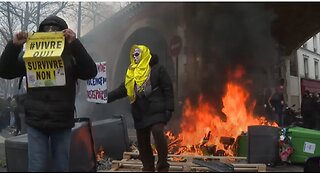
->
[136,123,169,172]
[303,112,315,129]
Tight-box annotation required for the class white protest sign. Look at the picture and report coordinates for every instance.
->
[86,61,107,103]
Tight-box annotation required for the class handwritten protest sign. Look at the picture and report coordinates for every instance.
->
[23,32,66,88]
[87,61,108,103]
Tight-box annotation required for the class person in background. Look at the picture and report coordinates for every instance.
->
[269,85,285,127]
[11,94,23,136]
[7,97,16,131]
[0,97,13,131]
[301,90,314,129]
[316,93,320,130]
[0,15,97,171]
[0,98,8,130]
[108,45,174,172]
[263,88,274,122]
[312,92,320,130]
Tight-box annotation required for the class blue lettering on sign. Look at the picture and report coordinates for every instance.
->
[87,77,107,86]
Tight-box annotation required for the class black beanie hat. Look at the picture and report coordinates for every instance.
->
[38,15,68,32]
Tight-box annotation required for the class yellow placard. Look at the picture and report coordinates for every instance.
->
[23,32,66,88]
[24,32,65,58]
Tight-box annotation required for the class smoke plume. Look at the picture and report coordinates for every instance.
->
[185,3,279,118]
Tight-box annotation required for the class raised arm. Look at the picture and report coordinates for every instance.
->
[0,37,26,79]
[108,82,127,103]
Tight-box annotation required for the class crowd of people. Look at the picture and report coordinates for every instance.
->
[263,86,320,130]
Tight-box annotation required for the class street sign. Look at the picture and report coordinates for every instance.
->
[170,35,182,57]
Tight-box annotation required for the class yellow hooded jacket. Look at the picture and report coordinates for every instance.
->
[125,45,152,103]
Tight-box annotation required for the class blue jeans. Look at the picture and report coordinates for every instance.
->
[27,126,72,172]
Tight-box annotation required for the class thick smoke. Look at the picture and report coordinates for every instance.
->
[185,3,279,118]
[77,3,280,128]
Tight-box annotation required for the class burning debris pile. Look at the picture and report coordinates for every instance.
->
[165,131,244,159]
[126,67,277,162]
[168,3,280,160]
[164,67,278,158]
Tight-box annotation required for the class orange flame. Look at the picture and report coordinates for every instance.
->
[168,66,277,157]
[96,146,105,161]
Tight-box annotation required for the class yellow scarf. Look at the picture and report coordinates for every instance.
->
[125,45,152,103]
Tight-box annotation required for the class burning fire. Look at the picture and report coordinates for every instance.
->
[96,146,105,161]
[166,66,277,157]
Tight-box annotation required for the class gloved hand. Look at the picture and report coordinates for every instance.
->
[165,110,172,123]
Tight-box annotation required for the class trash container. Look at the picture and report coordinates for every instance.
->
[5,117,96,172]
[91,115,130,160]
[287,127,320,164]
[235,134,248,157]
[5,134,28,172]
[248,125,280,164]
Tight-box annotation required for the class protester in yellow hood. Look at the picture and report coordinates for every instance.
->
[108,44,174,172]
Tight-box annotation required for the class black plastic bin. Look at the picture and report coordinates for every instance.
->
[5,134,28,172]
[5,116,130,172]
[248,125,280,164]
[91,115,130,160]
[5,118,96,172]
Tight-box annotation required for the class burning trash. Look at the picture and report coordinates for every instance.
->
[163,67,277,158]
[96,146,112,171]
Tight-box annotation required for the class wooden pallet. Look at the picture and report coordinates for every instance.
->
[107,152,266,172]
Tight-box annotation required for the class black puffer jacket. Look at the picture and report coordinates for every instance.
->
[0,16,97,132]
[108,55,174,129]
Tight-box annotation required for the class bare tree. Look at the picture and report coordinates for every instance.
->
[0,1,69,98]
[0,1,126,98]
[63,2,123,36]
[0,2,69,46]
[77,2,82,37]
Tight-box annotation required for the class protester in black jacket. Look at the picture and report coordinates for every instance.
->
[301,90,314,129]
[313,92,320,130]
[0,15,97,171]
[269,86,285,127]
[108,45,174,172]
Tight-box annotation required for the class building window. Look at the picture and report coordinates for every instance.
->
[290,54,298,76]
[303,55,309,78]
[314,36,318,52]
[315,60,319,80]
[302,43,307,49]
